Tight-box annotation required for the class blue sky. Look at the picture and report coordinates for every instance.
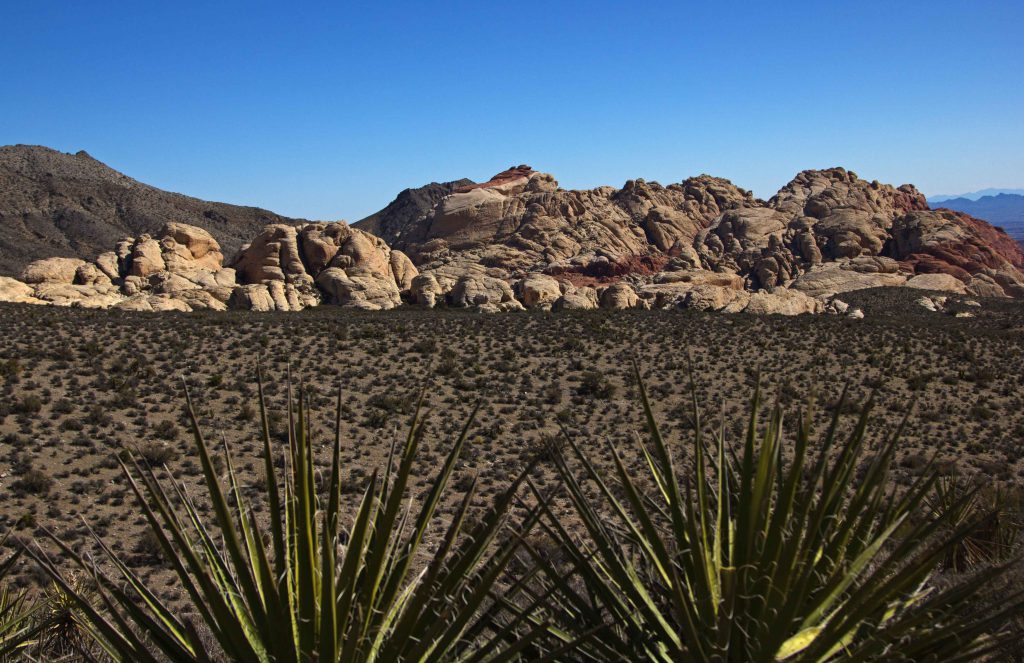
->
[2,1,1022,220]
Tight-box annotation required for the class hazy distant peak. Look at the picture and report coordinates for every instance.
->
[929,188,1024,204]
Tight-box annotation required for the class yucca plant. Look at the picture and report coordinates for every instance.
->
[0,530,37,660]
[529,364,1024,661]
[928,475,1021,572]
[26,577,109,662]
[29,372,556,662]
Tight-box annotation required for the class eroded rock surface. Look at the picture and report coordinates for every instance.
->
[3,164,1023,315]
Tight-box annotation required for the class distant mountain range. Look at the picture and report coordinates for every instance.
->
[930,193,1024,244]
[929,188,1024,203]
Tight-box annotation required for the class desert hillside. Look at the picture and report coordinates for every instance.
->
[0,145,313,275]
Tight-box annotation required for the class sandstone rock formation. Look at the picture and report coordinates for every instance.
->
[3,162,1023,316]
[0,276,43,304]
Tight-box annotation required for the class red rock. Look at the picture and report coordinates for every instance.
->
[453,165,535,193]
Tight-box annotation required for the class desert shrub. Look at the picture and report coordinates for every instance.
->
[13,395,42,415]
[132,530,164,564]
[578,370,616,399]
[152,419,178,441]
[410,338,437,354]
[0,359,22,379]
[136,443,177,467]
[436,349,459,376]
[237,403,256,421]
[12,468,52,497]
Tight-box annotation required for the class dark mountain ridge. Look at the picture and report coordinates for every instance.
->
[0,145,313,275]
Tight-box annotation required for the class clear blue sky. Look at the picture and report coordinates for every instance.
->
[2,1,1022,220]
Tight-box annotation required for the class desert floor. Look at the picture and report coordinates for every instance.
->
[2,286,1023,604]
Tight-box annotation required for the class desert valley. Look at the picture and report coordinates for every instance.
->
[1,143,1024,659]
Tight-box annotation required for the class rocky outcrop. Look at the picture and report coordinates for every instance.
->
[389,166,754,282]
[228,222,414,310]
[515,273,562,310]
[889,209,1024,298]
[3,162,1023,316]
[0,276,44,304]
[789,259,909,298]
[20,257,88,285]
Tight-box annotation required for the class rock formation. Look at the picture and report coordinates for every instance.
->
[3,158,1024,315]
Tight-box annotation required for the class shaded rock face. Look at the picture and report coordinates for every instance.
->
[352,179,473,249]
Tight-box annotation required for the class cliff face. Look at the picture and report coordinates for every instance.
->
[3,151,1024,315]
[0,145,312,276]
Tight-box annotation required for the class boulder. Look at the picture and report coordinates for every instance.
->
[315,267,401,310]
[94,252,122,281]
[31,283,123,308]
[228,284,276,312]
[448,275,516,308]
[904,273,967,294]
[599,282,639,309]
[21,257,87,285]
[297,223,349,274]
[172,289,228,311]
[553,286,599,310]
[74,263,112,286]
[683,284,749,312]
[410,273,442,307]
[389,250,419,291]
[160,223,224,270]
[742,288,820,315]
[515,273,562,309]
[337,230,392,278]
[232,225,305,283]
[127,237,167,278]
[790,263,908,298]
[0,277,44,304]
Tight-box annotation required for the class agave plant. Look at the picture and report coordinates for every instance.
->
[0,530,37,660]
[529,364,1024,661]
[29,372,556,662]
